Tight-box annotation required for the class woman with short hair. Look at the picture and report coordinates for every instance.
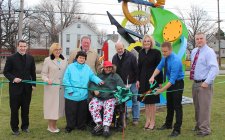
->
[41,43,67,133]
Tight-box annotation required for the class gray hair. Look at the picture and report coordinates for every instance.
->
[115,41,125,48]
[81,35,91,42]
[195,32,206,39]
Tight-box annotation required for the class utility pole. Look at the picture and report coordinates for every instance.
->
[0,0,3,70]
[18,0,24,41]
[60,0,63,49]
[45,35,48,50]
[217,0,221,66]
[28,26,31,50]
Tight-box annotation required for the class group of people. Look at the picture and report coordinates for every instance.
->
[3,32,219,138]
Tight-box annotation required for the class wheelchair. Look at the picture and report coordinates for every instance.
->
[87,100,126,133]
[111,102,126,131]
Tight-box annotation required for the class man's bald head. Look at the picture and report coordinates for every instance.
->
[115,41,125,56]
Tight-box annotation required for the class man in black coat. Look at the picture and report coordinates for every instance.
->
[3,40,36,135]
[112,41,140,125]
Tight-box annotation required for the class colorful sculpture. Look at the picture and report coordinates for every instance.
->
[106,0,188,104]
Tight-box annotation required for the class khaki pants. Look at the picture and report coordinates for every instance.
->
[192,82,213,134]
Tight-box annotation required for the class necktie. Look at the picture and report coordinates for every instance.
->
[190,49,200,80]
[163,58,167,82]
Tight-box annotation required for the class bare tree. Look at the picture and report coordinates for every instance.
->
[177,5,216,50]
[135,4,152,36]
[58,0,81,29]
[0,0,3,70]
[1,0,18,53]
[28,0,80,46]
[81,16,99,33]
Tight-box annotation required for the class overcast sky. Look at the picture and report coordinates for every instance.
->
[24,0,225,34]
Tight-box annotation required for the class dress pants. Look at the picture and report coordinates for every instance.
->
[9,87,32,132]
[192,82,212,134]
[165,80,184,132]
[65,99,87,130]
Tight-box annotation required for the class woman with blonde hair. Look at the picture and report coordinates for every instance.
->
[41,43,68,133]
[136,35,163,130]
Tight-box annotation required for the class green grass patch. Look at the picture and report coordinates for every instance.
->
[0,76,225,140]
[221,58,225,65]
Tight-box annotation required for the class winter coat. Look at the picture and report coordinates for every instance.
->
[112,50,138,84]
[41,56,67,119]
[89,69,125,100]
[63,61,102,101]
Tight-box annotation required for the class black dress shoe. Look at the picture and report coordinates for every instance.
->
[158,124,172,130]
[65,128,72,133]
[12,130,20,136]
[22,129,30,133]
[169,130,180,137]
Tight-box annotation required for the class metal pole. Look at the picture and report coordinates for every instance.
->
[46,35,48,50]
[18,0,24,40]
[28,26,30,50]
[217,0,221,66]
[60,0,63,49]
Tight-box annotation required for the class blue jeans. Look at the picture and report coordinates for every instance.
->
[130,83,140,121]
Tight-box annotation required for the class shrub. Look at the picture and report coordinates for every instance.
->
[33,55,46,62]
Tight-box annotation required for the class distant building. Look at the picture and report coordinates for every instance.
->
[187,34,225,58]
[59,19,102,59]
[207,35,225,58]
[106,32,119,43]
[0,48,48,57]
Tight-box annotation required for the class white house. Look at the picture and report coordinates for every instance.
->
[187,34,225,58]
[207,35,225,58]
[59,19,102,59]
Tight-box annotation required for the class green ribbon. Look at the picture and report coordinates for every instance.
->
[22,80,117,93]
[113,86,132,104]
[0,80,132,104]
[1,79,225,103]
[150,80,157,88]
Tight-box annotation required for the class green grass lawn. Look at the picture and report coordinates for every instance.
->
[221,58,225,65]
[0,76,225,140]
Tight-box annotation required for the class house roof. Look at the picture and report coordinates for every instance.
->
[60,19,100,35]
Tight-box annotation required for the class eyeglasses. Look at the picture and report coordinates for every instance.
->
[144,40,151,43]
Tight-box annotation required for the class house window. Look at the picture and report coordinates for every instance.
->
[66,48,70,55]
[97,49,102,56]
[77,34,81,48]
[66,34,70,42]
[77,24,81,28]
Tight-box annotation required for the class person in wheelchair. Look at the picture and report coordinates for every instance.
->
[89,61,125,137]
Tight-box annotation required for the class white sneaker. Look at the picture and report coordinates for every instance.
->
[47,127,60,133]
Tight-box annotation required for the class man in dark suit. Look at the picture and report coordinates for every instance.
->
[3,40,36,135]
